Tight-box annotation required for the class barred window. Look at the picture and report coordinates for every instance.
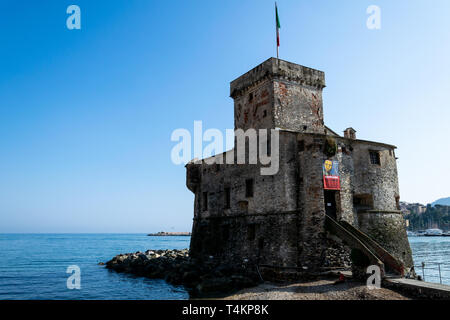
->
[369,151,381,165]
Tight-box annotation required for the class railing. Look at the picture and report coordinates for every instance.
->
[324,215,385,274]
[339,220,404,276]
[325,215,410,277]
[416,262,450,285]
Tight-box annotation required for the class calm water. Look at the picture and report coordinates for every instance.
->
[0,234,449,300]
[0,234,190,300]
[409,236,450,285]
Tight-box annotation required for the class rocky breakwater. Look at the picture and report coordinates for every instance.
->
[105,249,260,297]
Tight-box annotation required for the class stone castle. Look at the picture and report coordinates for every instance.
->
[186,58,414,278]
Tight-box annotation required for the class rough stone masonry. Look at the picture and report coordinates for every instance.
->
[186,57,414,279]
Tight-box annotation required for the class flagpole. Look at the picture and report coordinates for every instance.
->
[277,42,279,60]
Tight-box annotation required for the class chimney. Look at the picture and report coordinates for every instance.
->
[344,127,356,140]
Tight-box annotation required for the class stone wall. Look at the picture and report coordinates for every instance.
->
[187,133,299,219]
[273,80,324,133]
[188,132,302,267]
[351,142,400,211]
[187,131,413,275]
[230,58,325,134]
[296,134,329,269]
[190,211,300,267]
[233,80,274,131]
[358,211,414,269]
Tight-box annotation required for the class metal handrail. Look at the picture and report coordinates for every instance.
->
[415,262,450,284]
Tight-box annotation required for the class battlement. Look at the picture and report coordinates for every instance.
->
[230,58,326,98]
[230,58,326,133]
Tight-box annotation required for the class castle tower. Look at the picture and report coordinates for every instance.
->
[187,57,414,280]
[230,58,326,133]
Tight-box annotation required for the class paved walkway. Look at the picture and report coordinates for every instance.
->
[386,277,450,291]
[385,277,450,299]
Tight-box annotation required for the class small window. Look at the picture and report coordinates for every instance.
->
[222,225,229,241]
[369,151,381,165]
[263,110,267,118]
[247,224,256,241]
[245,179,254,198]
[298,140,305,152]
[258,238,264,250]
[353,194,374,207]
[248,92,253,103]
[224,187,231,209]
[202,192,208,211]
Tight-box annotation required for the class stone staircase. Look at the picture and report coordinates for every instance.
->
[325,215,405,277]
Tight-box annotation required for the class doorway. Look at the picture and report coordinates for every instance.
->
[324,190,337,220]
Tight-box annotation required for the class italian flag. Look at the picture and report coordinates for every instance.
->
[276,3,281,48]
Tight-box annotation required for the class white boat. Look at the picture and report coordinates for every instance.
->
[424,228,443,236]
[407,231,417,237]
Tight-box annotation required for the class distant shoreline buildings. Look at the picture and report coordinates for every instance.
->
[401,201,450,231]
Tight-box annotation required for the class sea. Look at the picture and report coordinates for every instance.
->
[0,234,190,300]
[0,234,449,300]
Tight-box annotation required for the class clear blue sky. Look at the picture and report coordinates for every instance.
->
[1,0,449,233]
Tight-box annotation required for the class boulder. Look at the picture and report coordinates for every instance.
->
[105,248,259,297]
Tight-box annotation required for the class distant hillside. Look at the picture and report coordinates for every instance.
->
[432,197,450,206]
[404,203,450,231]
